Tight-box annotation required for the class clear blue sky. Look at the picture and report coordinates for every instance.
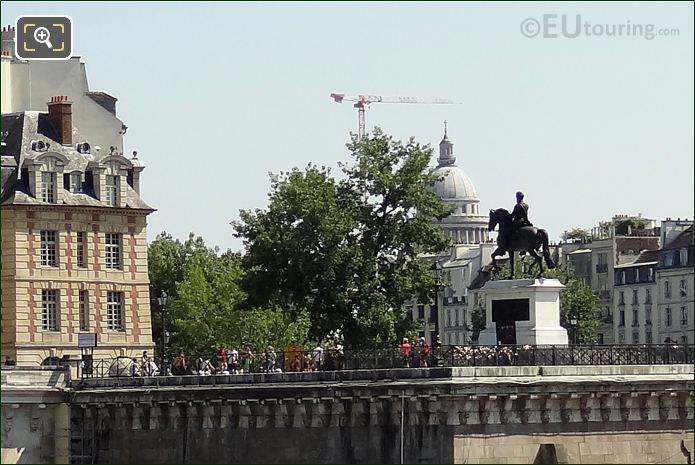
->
[3,2,693,251]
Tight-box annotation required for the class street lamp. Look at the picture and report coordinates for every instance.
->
[430,261,443,285]
[569,317,578,345]
[430,261,443,344]
[157,291,168,370]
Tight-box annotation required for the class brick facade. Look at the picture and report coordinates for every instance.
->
[1,206,154,365]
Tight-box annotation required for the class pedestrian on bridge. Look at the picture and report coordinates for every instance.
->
[401,338,412,368]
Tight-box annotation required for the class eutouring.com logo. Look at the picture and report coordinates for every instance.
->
[520,14,680,40]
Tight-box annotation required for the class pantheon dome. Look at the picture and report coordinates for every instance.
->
[430,128,489,244]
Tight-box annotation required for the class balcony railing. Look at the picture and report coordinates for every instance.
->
[596,263,609,273]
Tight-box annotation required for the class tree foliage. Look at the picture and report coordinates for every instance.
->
[233,128,452,347]
[148,232,216,351]
[561,228,591,242]
[615,218,646,235]
[500,258,602,343]
[148,232,309,355]
[468,300,487,343]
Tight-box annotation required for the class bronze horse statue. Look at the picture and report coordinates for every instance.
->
[488,208,555,278]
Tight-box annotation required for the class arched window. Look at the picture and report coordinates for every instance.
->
[41,356,61,367]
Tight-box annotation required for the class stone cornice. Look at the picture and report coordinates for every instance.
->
[0,204,154,215]
[68,385,693,430]
[13,277,151,286]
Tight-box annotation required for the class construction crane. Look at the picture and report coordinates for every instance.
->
[330,92,461,140]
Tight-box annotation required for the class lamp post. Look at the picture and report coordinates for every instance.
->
[430,261,443,344]
[157,291,168,370]
[569,317,578,345]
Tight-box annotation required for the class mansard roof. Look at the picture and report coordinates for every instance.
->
[0,111,152,211]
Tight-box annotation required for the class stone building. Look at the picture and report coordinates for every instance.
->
[406,126,492,345]
[613,251,658,344]
[562,214,661,344]
[656,226,693,345]
[430,127,489,245]
[437,243,496,345]
[0,28,154,365]
[408,243,496,346]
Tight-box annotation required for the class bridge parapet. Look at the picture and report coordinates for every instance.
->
[70,363,695,390]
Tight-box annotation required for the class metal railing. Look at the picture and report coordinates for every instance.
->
[76,344,694,379]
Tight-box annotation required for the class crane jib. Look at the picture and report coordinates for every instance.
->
[329,91,461,140]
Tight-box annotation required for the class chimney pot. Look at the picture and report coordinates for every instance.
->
[47,96,73,146]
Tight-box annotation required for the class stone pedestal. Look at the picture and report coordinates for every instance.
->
[478,278,568,345]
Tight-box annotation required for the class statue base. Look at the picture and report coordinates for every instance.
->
[477,278,568,346]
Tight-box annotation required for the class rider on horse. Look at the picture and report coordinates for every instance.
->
[498,191,533,251]
[488,191,555,278]
[511,191,532,230]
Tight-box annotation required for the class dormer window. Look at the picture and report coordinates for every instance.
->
[41,171,57,203]
[70,172,82,193]
[105,175,119,206]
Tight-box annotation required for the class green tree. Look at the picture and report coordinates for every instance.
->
[233,128,452,347]
[615,218,646,235]
[148,232,217,300]
[500,257,602,344]
[561,228,591,242]
[168,257,309,355]
[148,233,309,356]
[467,300,487,343]
[148,232,221,351]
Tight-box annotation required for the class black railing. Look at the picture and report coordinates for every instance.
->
[77,344,694,379]
[596,263,609,273]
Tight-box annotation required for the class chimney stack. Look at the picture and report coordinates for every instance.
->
[47,96,73,146]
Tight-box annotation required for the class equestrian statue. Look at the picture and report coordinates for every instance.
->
[488,191,555,278]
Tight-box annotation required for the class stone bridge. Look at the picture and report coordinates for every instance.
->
[2,365,694,463]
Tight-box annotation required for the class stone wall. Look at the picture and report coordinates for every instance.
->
[455,431,694,464]
[71,403,452,464]
[1,368,70,464]
[1,403,70,464]
[2,366,692,463]
[68,365,694,464]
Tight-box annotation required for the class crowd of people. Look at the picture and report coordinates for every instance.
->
[125,342,333,377]
[103,337,692,377]
[126,337,440,377]
[112,333,695,378]
[399,336,434,368]
[399,337,526,367]
[126,351,160,376]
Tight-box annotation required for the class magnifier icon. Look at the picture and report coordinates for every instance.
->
[33,27,53,49]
